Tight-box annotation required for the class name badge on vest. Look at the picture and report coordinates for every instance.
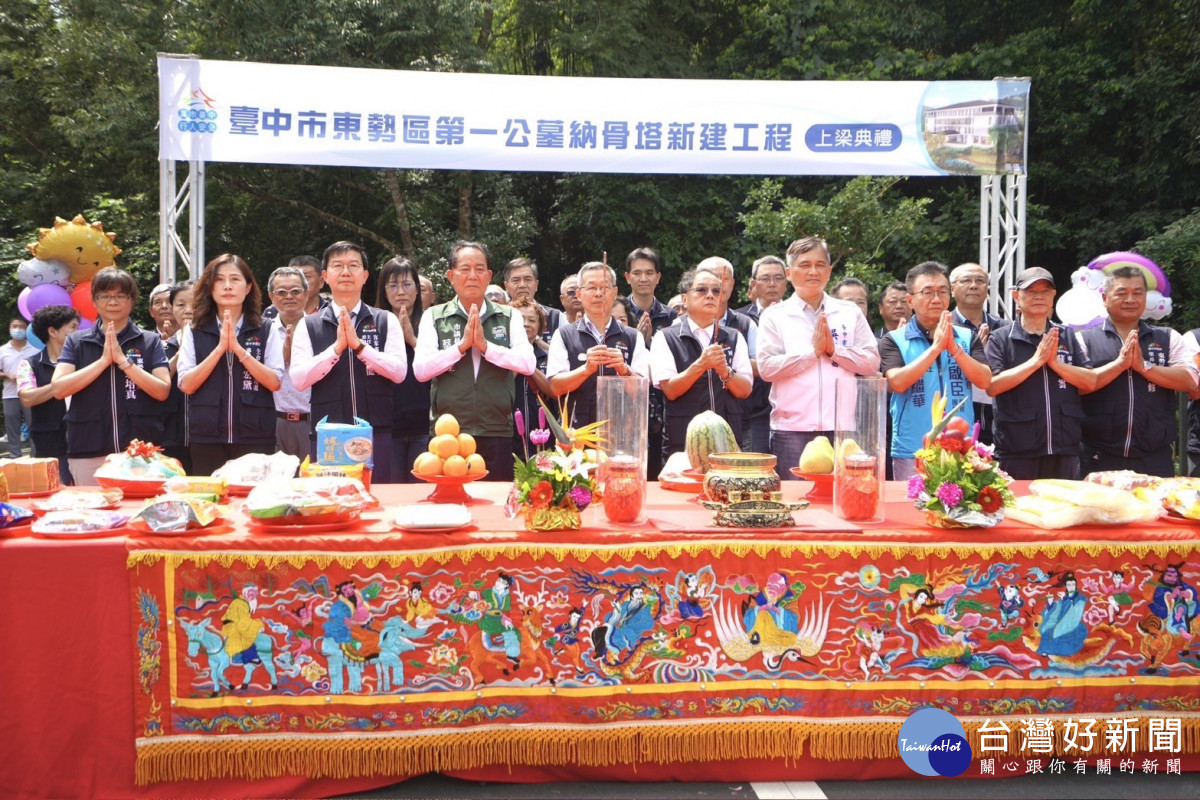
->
[242,336,263,391]
[360,323,380,376]
[124,348,143,400]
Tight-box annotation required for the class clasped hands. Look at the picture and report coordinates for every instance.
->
[332,307,363,355]
[455,304,489,356]
[811,313,836,358]
[584,344,626,374]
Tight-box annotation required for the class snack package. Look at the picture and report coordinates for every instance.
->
[315,416,373,470]
[212,452,301,485]
[163,476,229,501]
[95,440,185,481]
[31,510,130,534]
[300,457,371,489]
[244,477,373,521]
[129,496,221,532]
[0,502,35,528]
[1010,480,1163,528]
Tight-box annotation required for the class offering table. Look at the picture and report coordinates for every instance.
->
[2,482,1200,799]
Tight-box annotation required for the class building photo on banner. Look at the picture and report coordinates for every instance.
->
[3,25,1200,800]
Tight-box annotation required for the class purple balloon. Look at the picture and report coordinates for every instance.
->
[17,287,33,321]
[26,284,72,316]
[78,316,95,331]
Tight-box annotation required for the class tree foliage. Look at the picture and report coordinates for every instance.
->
[1,0,1198,317]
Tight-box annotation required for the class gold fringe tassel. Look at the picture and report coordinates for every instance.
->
[127,537,1191,573]
[134,717,1200,784]
[136,717,1200,785]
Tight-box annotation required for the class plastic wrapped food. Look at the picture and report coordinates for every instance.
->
[129,496,221,532]
[0,502,35,528]
[31,510,130,534]
[32,488,124,512]
[95,440,185,481]
[212,452,300,485]
[1083,470,1160,492]
[300,457,370,489]
[244,477,373,521]
[1007,480,1163,528]
[163,476,229,501]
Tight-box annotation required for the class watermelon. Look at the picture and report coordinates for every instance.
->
[685,411,740,473]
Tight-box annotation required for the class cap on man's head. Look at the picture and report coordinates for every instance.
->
[1015,267,1055,290]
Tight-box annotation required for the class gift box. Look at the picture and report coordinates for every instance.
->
[315,416,374,470]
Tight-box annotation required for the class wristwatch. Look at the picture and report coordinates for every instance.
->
[353,341,366,355]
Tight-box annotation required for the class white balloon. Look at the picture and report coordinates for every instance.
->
[1143,291,1172,321]
[1056,286,1105,327]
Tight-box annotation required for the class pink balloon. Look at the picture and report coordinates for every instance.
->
[17,287,33,321]
[77,316,95,331]
[26,284,72,316]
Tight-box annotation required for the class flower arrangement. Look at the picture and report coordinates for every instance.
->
[509,398,605,531]
[907,392,1014,528]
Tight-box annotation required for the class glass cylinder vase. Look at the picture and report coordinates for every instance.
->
[596,375,649,524]
[833,376,887,523]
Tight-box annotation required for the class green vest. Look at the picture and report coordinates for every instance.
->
[430,300,517,437]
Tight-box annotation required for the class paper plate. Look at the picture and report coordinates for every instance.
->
[0,519,35,538]
[391,522,476,534]
[95,476,167,498]
[127,520,235,538]
[249,518,365,535]
[660,474,704,493]
[30,525,129,541]
[8,489,58,499]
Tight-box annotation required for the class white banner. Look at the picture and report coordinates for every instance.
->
[159,57,1029,177]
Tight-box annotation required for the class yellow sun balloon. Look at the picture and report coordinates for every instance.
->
[26,214,121,284]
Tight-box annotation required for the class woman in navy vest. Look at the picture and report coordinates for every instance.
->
[161,280,195,474]
[376,257,431,482]
[17,304,80,484]
[51,268,172,484]
[177,254,283,476]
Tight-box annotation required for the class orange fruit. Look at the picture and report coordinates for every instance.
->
[414,452,443,476]
[443,455,468,477]
[466,453,486,475]
[456,433,477,457]
[430,433,459,459]
[434,414,460,437]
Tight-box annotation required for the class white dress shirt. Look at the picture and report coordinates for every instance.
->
[648,317,752,386]
[757,292,881,431]
[177,315,285,388]
[546,316,650,379]
[288,302,408,391]
[413,300,535,381]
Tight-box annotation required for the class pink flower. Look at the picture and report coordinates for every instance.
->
[568,486,593,510]
[427,583,455,605]
[515,410,526,438]
[936,482,964,508]
[906,474,926,499]
[530,429,551,446]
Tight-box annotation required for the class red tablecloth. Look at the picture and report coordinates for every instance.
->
[3,481,1200,799]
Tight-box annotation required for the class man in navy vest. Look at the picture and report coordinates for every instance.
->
[547,262,649,428]
[413,241,535,481]
[950,262,1009,445]
[737,255,787,453]
[879,262,992,480]
[503,257,562,347]
[1078,266,1198,477]
[650,269,752,464]
[289,242,409,483]
[985,267,1129,480]
[624,247,676,479]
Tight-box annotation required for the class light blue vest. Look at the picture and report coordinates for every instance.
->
[888,322,975,458]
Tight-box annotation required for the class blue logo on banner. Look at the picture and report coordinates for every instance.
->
[177,88,219,134]
[897,708,973,777]
[805,124,901,152]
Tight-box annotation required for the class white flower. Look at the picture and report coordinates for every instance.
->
[551,449,596,479]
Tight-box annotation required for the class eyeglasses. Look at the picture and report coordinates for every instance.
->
[326,263,364,274]
[563,288,578,297]
[691,286,722,296]
[579,284,612,295]
[385,281,416,292]
[271,287,305,298]
[96,293,131,304]
[953,277,988,286]
[911,289,951,300]
[755,275,786,283]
